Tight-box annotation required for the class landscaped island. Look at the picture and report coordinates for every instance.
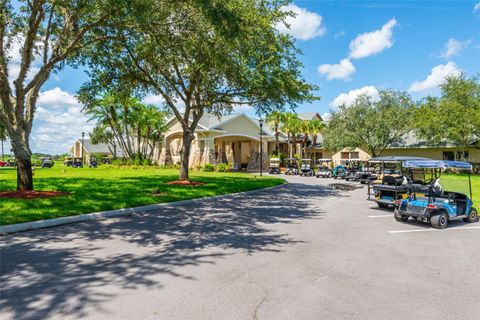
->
[0,167,284,225]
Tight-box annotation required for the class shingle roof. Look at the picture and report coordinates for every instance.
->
[81,139,125,157]
[297,112,322,121]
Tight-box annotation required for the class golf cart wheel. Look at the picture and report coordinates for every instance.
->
[463,207,478,223]
[377,203,388,209]
[360,181,366,184]
[431,212,448,229]
[394,208,408,222]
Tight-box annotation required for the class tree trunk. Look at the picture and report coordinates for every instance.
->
[287,133,291,158]
[275,124,279,155]
[179,130,194,181]
[11,137,33,191]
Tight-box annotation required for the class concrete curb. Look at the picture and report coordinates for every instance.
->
[0,182,288,235]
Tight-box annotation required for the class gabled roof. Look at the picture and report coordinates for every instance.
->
[297,112,323,121]
[72,139,125,157]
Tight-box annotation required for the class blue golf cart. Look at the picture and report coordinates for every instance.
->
[332,164,347,179]
[394,160,477,229]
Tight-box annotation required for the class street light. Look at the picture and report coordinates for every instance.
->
[259,118,264,176]
[81,131,85,167]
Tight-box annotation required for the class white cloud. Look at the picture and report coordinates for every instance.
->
[440,38,471,58]
[408,61,461,93]
[330,86,379,108]
[142,94,165,106]
[321,112,331,121]
[348,18,398,59]
[6,35,44,85]
[38,87,81,108]
[318,58,356,81]
[277,4,326,40]
[474,2,480,13]
[31,88,94,154]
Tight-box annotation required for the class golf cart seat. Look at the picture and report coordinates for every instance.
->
[383,175,407,186]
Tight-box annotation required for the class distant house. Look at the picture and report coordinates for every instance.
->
[70,139,122,164]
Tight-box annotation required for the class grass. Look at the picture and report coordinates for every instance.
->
[0,166,284,225]
[440,174,480,205]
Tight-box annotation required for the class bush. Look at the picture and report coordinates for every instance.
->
[216,163,231,172]
[202,163,215,172]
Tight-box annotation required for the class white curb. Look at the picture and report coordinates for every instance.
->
[0,182,287,235]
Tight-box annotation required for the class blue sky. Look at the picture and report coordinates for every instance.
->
[4,0,480,155]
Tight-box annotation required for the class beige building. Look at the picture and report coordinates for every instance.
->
[159,113,284,170]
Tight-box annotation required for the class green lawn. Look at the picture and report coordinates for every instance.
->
[0,166,284,225]
[440,174,480,205]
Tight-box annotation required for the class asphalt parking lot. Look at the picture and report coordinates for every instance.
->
[1,174,479,320]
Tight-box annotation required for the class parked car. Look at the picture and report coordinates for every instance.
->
[300,159,314,176]
[0,161,7,167]
[268,158,281,174]
[41,158,54,168]
[394,160,477,229]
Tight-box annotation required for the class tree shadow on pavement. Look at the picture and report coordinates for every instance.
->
[0,182,338,320]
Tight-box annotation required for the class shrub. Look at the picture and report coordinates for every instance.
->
[216,163,231,172]
[202,163,215,172]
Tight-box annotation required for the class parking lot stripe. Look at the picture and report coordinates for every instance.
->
[368,215,392,218]
[388,226,480,234]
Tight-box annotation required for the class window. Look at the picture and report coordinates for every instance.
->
[341,151,359,159]
[456,151,469,161]
[443,151,454,161]
[443,151,469,161]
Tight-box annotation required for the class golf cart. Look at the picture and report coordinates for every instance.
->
[316,159,332,178]
[40,157,54,168]
[368,156,431,209]
[300,159,314,176]
[72,157,83,168]
[6,158,16,167]
[344,160,362,181]
[357,162,380,184]
[285,158,298,175]
[332,164,347,179]
[394,160,477,229]
[268,158,281,174]
[63,157,73,166]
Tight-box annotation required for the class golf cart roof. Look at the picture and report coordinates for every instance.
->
[317,159,332,162]
[285,158,298,160]
[402,160,472,170]
[270,158,280,161]
[369,156,430,163]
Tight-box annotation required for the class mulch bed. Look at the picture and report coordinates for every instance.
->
[166,180,205,187]
[0,190,71,199]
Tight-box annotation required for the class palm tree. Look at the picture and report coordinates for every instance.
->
[281,113,302,158]
[266,111,285,155]
[309,119,326,159]
[301,120,312,158]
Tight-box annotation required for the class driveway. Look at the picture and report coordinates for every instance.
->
[1,175,479,320]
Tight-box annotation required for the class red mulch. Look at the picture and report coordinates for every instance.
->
[166,180,205,186]
[0,190,71,199]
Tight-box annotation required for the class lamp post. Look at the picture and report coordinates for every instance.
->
[259,118,264,176]
[81,131,85,167]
